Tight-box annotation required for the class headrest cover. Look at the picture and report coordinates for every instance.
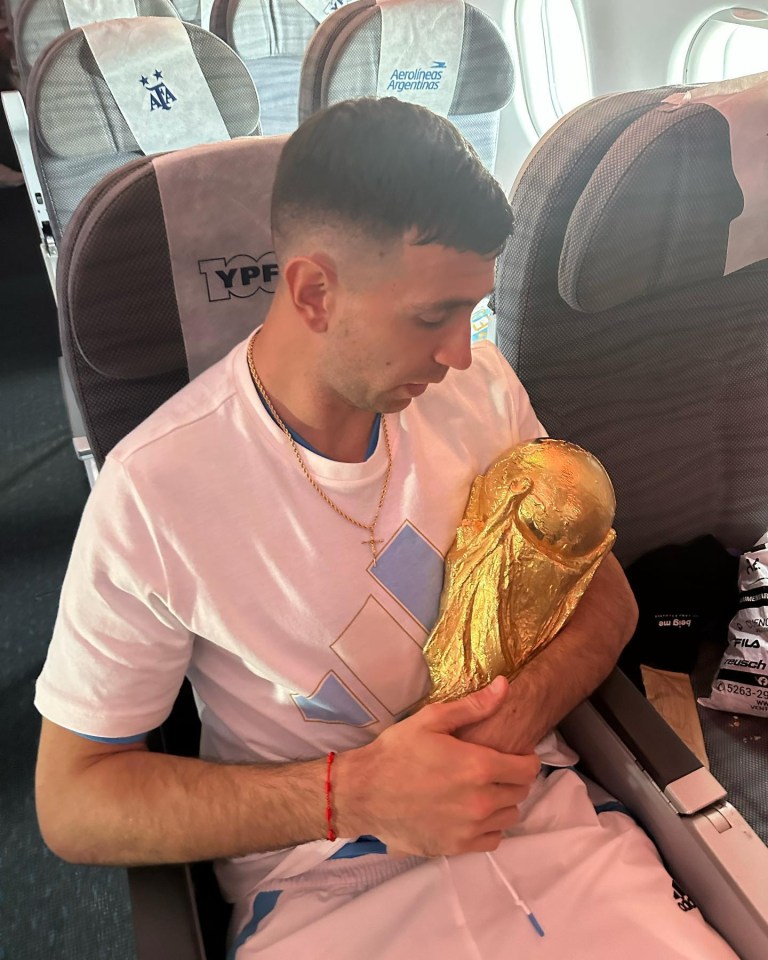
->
[662,72,768,277]
[376,0,463,117]
[558,91,744,313]
[63,0,137,27]
[296,0,352,22]
[153,136,286,377]
[81,17,230,155]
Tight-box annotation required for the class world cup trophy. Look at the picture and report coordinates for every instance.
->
[422,438,617,704]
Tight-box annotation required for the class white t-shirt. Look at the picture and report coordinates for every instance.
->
[35,336,545,892]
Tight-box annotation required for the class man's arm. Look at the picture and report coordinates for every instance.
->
[456,553,638,754]
[36,678,540,865]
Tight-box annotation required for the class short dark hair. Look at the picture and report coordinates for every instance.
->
[271,98,513,256]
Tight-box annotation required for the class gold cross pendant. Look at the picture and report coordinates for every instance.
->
[363,534,383,566]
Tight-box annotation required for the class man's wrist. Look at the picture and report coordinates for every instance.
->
[328,745,373,840]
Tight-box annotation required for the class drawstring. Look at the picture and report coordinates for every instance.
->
[484,852,545,938]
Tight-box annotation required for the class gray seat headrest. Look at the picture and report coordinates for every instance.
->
[558,101,743,314]
[210,0,317,59]
[29,21,260,159]
[300,0,514,120]
[13,0,179,86]
[27,18,261,238]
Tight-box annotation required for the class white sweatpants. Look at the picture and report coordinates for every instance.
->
[231,769,739,959]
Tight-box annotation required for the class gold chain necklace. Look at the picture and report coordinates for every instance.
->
[246,332,392,565]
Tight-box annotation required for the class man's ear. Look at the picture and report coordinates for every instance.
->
[281,255,337,333]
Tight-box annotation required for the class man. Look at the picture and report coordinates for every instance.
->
[34,99,735,958]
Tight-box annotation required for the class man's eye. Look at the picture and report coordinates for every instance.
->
[418,315,448,327]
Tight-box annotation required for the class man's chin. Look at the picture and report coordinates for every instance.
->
[377,396,413,414]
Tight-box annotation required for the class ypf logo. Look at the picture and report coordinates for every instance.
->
[140,70,177,112]
[198,253,279,302]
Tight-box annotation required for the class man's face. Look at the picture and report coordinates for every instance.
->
[320,234,496,414]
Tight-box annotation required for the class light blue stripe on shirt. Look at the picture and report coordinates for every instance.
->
[68,729,147,744]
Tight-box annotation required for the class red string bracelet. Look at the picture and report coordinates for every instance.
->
[325,751,337,841]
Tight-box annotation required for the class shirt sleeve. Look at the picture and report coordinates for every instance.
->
[35,455,193,740]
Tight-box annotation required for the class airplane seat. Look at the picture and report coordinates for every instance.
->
[23,15,260,483]
[209,0,317,135]
[13,0,181,92]
[56,133,285,959]
[297,0,514,172]
[496,76,768,958]
[26,16,261,245]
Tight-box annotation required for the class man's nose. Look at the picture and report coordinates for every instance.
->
[433,319,472,371]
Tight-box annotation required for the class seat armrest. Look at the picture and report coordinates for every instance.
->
[128,863,206,960]
[560,668,768,960]
[579,668,726,813]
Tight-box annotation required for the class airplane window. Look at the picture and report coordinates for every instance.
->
[515,0,591,135]
[685,8,768,83]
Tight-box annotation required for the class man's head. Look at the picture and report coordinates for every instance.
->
[269,98,513,413]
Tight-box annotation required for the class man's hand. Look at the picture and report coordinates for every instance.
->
[333,676,540,858]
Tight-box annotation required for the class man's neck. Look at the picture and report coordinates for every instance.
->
[249,323,378,464]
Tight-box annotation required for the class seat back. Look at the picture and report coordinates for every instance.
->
[298,0,513,171]
[56,134,285,465]
[13,0,180,90]
[167,0,201,22]
[495,76,768,568]
[495,68,768,880]
[209,0,318,134]
[26,17,261,242]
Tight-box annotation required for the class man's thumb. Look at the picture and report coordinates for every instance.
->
[425,675,509,732]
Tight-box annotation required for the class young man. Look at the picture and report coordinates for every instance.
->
[34,99,734,958]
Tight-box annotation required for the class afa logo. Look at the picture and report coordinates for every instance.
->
[140,69,177,112]
[323,0,350,13]
[199,253,279,302]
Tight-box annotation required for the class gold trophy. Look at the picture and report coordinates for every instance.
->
[422,439,616,704]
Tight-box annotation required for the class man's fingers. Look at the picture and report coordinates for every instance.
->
[420,676,509,734]
[479,803,524,833]
[469,749,541,786]
[460,831,505,855]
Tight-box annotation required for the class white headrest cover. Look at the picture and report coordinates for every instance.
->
[153,136,286,378]
[62,0,137,27]
[376,0,463,117]
[81,17,230,155]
